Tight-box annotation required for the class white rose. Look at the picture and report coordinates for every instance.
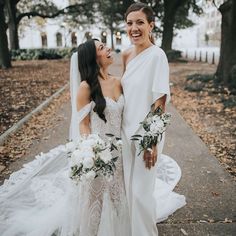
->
[85,170,96,180]
[65,141,75,152]
[82,148,95,159]
[150,119,164,133]
[150,123,157,133]
[71,150,84,165]
[96,137,105,147]
[100,149,112,164]
[82,139,96,148]
[82,157,94,169]
[155,119,164,128]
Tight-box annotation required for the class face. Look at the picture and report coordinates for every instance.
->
[126,10,154,45]
[95,41,113,68]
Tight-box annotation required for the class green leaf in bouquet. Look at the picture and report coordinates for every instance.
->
[131,134,142,138]
[105,133,115,137]
[111,143,118,151]
[112,156,118,162]
[95,159,103,168]
[142,124,150,131]
[130,138,140,141]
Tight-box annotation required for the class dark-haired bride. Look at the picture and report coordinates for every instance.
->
[0,39,131,236]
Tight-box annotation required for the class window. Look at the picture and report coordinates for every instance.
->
[101,31,107,44]
[116,32,121,45]
[71,32,77,47]
[41,33,47,48]
[85,31,92,41]
[56,32,62,47]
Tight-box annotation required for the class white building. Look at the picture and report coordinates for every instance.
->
[17,0,223,63]
[172,0,223,64]
[18,0,131,50]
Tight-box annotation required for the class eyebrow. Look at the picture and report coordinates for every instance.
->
[98,44,104,50]
[127,18,145,22]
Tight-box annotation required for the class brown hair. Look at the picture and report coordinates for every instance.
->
[125,2,155,44]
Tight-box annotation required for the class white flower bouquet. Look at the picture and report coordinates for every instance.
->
[131,106,171,155]
[66,134,122,184]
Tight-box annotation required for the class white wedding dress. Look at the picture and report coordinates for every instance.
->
[0,50,186,236]
[0,96,131,236]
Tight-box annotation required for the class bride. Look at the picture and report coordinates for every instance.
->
[0,39,131,236]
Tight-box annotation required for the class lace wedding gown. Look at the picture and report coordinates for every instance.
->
[0,95,131,236]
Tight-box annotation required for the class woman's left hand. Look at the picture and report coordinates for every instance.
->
[143,145,157,169]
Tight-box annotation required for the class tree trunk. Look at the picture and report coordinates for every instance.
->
[161,11,175,52]
[0,0,11,69]
[110,26,114,50]
[161,0,187,52]
[6,0,19,50]
[216,0,236,86]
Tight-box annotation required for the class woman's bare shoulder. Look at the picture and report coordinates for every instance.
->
[122,48,133,65]
[77,81,90,105]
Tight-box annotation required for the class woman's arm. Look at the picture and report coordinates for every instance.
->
[121,48,133,75]
[76,81,91,136]
[144,94,167,169]
[121,52,127,75]
[152,95,167,112]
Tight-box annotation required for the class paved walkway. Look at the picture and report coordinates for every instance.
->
[1,55,235,235]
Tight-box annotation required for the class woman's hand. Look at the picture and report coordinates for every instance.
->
[143,145,157,169]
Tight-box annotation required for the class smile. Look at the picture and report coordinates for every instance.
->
[131,33,142,39]
[107,52,112,58]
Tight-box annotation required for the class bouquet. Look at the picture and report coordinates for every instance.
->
[131,106,171,155]
[66,134,122,185]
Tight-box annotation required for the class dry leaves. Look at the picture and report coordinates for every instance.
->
[0,90,70,181]
[0,59,70,135]
[0,59,70,181]
[170,62,236,179]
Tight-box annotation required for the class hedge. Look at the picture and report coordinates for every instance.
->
[10,48,77,61]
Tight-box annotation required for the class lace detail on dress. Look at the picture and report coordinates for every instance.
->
[79,95,129,236]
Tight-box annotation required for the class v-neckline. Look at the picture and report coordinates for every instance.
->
[105,94,123,104]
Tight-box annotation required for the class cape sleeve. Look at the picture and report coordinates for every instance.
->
[152,48,171,104]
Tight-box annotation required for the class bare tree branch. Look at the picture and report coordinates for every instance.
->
[16,3,89,24]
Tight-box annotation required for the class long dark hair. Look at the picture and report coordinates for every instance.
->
[125,2,155,44]
[77,39,107,122]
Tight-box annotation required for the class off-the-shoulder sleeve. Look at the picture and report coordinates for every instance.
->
[70,102,93,141]
[152,49,171,104]
[77,102,93,124]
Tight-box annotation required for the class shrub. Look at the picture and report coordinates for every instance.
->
[10,48,75,61]
[186,73,214,83]
[166,49,182,62]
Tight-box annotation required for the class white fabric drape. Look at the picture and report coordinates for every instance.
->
[121,45,186,236]
[69,51,81,141]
